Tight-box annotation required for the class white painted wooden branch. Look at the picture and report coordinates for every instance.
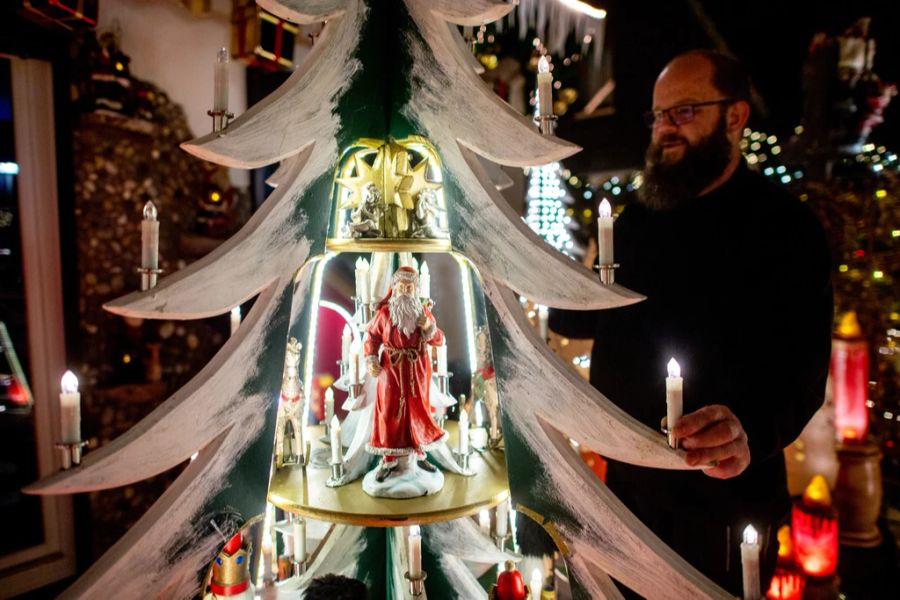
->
[478,154,515,190]
[540,424,734,600]
[481,275,682,468]
[278,525,369,594]
[448,22,486,74]
[426,0,516,25]
[181,3,363,169]
[405,0,579,167]
[450,140,643,309]
[105,146,315,320]
[27,278,289,493]
[425,518,518,565]
[257,0,351,24]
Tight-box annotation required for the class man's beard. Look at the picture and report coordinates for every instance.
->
[389,293,422,337]
[638,114,733,211]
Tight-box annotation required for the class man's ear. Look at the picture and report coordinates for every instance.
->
[727,100,751,133]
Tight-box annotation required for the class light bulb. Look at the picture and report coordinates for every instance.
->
[538,55,550,74]
[667,358,681,379]
[599,198,612,218]
[61,370,79,394]
[143,200,158,221]
[743,524,758,545]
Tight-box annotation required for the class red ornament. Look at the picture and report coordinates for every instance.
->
[495,561,527,600]
[831,312,869,443]
[791,476,839,577]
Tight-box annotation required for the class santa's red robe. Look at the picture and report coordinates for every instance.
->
[364,304,446,457]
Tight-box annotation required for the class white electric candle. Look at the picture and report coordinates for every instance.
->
[479,509,490,535]
[330,415,342,464]
[458,408,470,455]
[408,525,422,578]
[530,568,543,600]
[141,201,159,271]
[230,306,241,336]
[341,324,352,365]
[495,499,509,538]
[537,304,549,340]
[437,341,448,376]
[419,260,431,299]
[261,534,274,581]
[292,519,306,563]
[213,47,229,112]
[355,257,370,303]
[349,339,362,384]
[597,198,614,265]
[59,370,81,444]
[537,56,553,117]
[325,387,334,423]
[666,358,683,448]
[740,525,761,600]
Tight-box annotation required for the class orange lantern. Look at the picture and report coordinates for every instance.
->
[831,312,869,443]
[765,526,805,600]
[791,475,838,577]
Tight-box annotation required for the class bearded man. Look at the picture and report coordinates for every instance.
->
[550,50,833,596]
[364,266,446,482]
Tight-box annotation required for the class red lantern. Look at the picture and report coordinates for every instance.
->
[791,475,838,577]
[765,526,805,600]
[831,312,869,443]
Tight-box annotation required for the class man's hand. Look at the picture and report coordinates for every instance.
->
[672,405,750,479]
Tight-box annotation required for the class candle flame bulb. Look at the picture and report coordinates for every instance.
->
[409,524,420,537]
[420,261,429,276]
[538,55,550,74]
[143,200,158,221]
[216,46,229,65]
[325,386,334,401]
[231,306,240,319]
[667,358,681,378]
[356,257,369,270]
[743,524,758,545]
[802,474,832,507]
[599,198,612,218]
[475,400,484,427]
[61,370,79,394]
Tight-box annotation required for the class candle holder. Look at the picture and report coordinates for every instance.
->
[137,266,164,291]
[492,532,511,550]
[597,263,618,285]
[349,382,364,398]
[404,570,427,597]
[207,109,234,133]
[437,372,452,396]
[56,441,89,470]
[533,113,558,136]
[488,429,503,450]
[660,420,679,449]
[453,448,473,472]
[326,459,345,487]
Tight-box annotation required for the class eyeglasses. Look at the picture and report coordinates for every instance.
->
[643,98,735,128]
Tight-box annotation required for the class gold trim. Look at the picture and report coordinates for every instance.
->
[325,238,452,253]
[514,503,572,557]
[268,424,510,527]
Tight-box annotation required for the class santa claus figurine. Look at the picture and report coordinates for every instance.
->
[364,266,447,486]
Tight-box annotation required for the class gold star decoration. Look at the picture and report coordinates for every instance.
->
[336,151,380,210]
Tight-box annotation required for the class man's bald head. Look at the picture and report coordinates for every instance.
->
[659,49,751,105]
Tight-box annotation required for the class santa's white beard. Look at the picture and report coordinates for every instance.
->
[389,293,422,336]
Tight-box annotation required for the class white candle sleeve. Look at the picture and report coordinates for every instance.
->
[59,370,81,444]
[530,569,543,600]
[419,261,431,298]
[458,409,469,455]
[325,387,334,422]
[665,358,683,448]
[330,416,342,464]
[213,47,229,113]
[341,325,352,364]
[408,526,422,578]
[293,520,305,562]
[141,202,159,270]
[479,509,490,535]
[495,500,509,537]
[437,342,448,376]
[597,199,614,265]
[537,56,553,117]
[741,525,761,600]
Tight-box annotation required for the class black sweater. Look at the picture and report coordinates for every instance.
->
[550,164,832,575]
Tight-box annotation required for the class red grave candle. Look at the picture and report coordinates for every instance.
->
[831,312,869,443]
[791,475,838,577]
[765,526,805,600]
